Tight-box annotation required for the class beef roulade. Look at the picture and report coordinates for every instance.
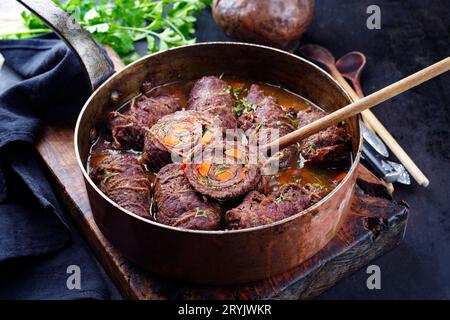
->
[154,163,222,230]
[142,110,220,172]
[90,152,152,219]
[297,107,351,168]
[238,84,297,172]
[184,137,261,201]
[109,93,180,150]
[225,183,324,230]
[187,76,236,129]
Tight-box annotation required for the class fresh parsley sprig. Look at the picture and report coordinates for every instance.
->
[275,193,287,204]
[0,0,211,64]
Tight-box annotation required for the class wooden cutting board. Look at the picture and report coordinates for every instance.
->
[36,123,408,300]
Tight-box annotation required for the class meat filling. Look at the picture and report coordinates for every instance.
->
[184,137,261,201]
[142,110,220,172]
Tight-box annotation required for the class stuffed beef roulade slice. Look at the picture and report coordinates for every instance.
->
[154,163,222,230]
[109,92,180,150]
[90,152,152,219]
[297,107,351,168]
[225,183,325,230]
[184,137,261,201]
[142,110,220,172]
[187,76,237,129]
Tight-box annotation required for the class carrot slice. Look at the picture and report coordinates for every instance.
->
[201,131,213,144]
[225,148,241,159]
[163,135,180,146]
[215,170,233,181]
[197,162,211,177]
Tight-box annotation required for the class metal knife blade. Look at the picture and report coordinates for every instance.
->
[361,122,389,158]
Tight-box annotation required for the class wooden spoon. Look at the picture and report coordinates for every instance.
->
[299,44,375,130]
[300,45,431,187]
[336,51,430,187]
[336,51,366,98]
[263,56,450,188]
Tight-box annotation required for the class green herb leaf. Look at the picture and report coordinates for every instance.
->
[290,118,299,127]
[214,166,230,176]
[1,0,210,64]
[233,97,257,117]
[225,85,259,117]
[195,207,209,218]
[275,193,287,204]
[311,183,326,190]
[307,143,316,154]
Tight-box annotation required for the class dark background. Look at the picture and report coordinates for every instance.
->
[1,0,449,299]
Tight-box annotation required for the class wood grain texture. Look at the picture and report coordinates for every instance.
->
[36,124,408,300]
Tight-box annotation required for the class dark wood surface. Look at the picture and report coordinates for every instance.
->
[36,123,408,300]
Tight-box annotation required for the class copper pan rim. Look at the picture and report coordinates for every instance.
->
[74,41,362,235]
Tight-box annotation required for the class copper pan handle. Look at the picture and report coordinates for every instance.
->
[17,0,114,90]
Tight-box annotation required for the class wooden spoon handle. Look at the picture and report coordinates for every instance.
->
[264,57,450,171]
[329,68,378,131]
[329,65,394,191]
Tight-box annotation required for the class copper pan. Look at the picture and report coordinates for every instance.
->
[20,0,361,284]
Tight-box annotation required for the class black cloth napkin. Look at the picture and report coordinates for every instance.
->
[0,35,111,299]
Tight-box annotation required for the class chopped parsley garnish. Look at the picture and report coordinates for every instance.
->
[291,176,302,184]
[214,166,230,176]
[275,193,288,204]
[307,143,316,154]
[311,183,326,190]
[290,118,299,127]
[225,85,245,96]
[226,85,258,117]
[255,121,264,131]
[195,207,209,218]
[286,111,298,127]
[233,97,258,117]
